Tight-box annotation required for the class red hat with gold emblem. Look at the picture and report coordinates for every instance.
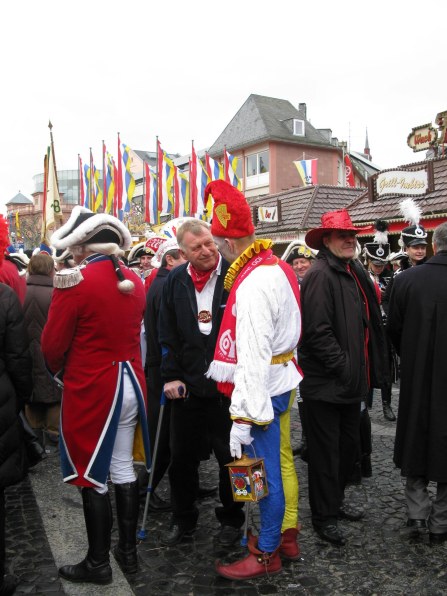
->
[206,180,255,238]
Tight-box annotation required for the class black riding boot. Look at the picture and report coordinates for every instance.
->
[59,488,113,585]
[382,383,396,420]
[113,480,139,574]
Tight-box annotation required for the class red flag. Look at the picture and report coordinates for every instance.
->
[344,154,355,187]
[190,143,198,216]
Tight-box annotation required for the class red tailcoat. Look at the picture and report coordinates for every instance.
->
[41,254,150,487]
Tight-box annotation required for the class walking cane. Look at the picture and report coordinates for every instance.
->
[137,389,168,540]
[240,502,250,546]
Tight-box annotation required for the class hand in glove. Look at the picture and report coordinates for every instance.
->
[229,421,253,459]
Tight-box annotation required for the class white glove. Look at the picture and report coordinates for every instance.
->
[229,422,253,459]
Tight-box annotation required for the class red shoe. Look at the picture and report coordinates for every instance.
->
[279,527,301,561]
[215,538,282,580]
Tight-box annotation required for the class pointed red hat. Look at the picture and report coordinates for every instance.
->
[206,180,255,238]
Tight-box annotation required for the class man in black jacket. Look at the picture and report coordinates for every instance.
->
[158,220,244,546]
[142,238,186,511]
[0,215,33,596]
[388,222,447,541]
[299,210,389,546]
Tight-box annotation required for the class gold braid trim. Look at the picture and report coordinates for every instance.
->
[224,239,273,291]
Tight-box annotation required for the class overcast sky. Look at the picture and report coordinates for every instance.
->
[0,0,444,213]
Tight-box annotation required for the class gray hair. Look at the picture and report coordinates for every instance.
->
[433,222,447,251]
[177,220,210,249]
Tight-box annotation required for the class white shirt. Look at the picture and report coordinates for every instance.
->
[230,263,302,424]
[187,255,223,335]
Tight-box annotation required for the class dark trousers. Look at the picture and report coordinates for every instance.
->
[0,489,5,578]
[169,393,244,530]
[304,399,360,526]
[146,366,171,490]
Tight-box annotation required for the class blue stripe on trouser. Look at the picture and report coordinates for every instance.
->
[245,390,297,553]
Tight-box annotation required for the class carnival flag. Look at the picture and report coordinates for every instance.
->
[83,163,92,209]
[89,148,95,211]
[117,134,124,220]
[41,144,62,242]
[344,154,355,187]
[15,211,20,235]
[205,153,224,182]
[122,142,135,213]
[102,141,107,212]
[93,165,103,212]
[112,158,118,217]
[144,162,158,224]
[190,143,209,219]
[106,153,115,214]
[158,145,175,216]
[173,165,190,218]
[294,159,318,186]
[224,150,241,189]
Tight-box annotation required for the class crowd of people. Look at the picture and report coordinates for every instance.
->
[0,185,446,593]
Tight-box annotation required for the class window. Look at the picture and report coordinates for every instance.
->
[293,119,305,136]
[245,150,270,190]
[246,151,269,176]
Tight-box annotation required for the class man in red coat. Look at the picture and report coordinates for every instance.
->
[42,206,151,585]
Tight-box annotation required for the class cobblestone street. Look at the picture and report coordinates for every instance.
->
[6,388,447,595]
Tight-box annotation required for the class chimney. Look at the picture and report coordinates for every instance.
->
[298,103,307,120]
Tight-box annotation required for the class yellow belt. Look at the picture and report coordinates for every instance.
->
[270,350,294,365]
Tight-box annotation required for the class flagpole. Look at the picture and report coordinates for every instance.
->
[48,121,59,189]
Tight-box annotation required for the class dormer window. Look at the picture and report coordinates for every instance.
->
[293,119,305,136]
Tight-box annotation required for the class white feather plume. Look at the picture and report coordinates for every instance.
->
[373,230,388,245]
[399,198,421,226]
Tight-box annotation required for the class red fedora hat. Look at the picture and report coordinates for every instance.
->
[305,209,371,250]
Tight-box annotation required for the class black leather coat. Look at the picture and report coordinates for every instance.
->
[0,283,32,488]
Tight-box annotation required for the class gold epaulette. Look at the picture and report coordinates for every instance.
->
[53,266,84,289]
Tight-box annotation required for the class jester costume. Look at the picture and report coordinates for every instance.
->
[207,237,302,554]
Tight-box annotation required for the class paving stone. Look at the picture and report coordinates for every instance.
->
[7,385,447,594]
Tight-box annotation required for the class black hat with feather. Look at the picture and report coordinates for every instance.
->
[363,219,390,264]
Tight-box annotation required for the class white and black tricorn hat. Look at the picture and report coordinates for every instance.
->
[51,206,131,252]
[127,241,156,267]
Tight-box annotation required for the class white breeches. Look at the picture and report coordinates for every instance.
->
[95,369,139,493]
